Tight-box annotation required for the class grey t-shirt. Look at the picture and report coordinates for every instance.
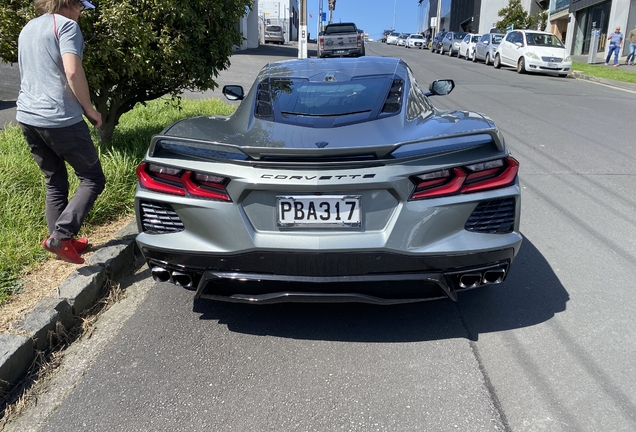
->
[16,13,85,128]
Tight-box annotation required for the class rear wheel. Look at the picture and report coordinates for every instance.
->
[493,54,501,69]
[472,50,478,62]
[448,48,453,57]
[517,57,526,74]
[485,53,491,65]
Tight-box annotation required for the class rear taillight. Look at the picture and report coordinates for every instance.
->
[410,157,519,200]
[319,37,324,51]
[136,162,231,201]
[357,35,362,48]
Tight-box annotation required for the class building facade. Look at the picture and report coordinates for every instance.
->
[418,0,635,57]
[258,0,300,43]
[418,0,541,36]
[561,0,634,57]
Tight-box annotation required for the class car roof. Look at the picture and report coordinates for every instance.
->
[256,57,406,81]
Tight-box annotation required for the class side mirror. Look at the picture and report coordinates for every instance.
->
[484,40,489,45]
[222,85,244,101]
[427,79,455,96]
[515,42,523,48]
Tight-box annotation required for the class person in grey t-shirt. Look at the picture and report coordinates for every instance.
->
[17,0,105,265]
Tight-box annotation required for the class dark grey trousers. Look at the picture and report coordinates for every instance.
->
[19,121,106,240]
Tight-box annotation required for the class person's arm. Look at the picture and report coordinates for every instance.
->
[61,52,102,128]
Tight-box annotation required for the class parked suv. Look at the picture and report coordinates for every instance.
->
[264,25,285,44]
[441,31,468,56]
[430,31,446,53]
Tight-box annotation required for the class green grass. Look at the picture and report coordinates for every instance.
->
[572,61,636,84]
[0,98,235,306]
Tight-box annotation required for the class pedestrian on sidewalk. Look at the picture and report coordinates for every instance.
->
[605,26,623,67]
[627,24,636,66]
[16,0,106,265]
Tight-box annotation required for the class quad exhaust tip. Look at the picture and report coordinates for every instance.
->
[151,267,195,288]
[457,265,508,290]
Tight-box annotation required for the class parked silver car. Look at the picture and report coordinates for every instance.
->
[135,57,522,304]
[440,31,468,56]
[264,25,285,44]
[473,33,504,65]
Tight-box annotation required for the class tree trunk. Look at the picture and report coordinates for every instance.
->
[98,114,118,145]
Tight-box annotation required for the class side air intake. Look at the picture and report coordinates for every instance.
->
[381,79,404,114]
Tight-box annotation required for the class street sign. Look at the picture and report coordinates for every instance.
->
[506,24,514,31]
[431,17,437,27]
[322,12,326,22]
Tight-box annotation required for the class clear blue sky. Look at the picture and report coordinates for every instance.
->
[305,0,421,40]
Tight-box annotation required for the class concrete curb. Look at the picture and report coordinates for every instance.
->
[0,221,141,398]
[571,70,636,92]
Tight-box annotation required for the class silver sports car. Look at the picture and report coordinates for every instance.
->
[134,57,521,304]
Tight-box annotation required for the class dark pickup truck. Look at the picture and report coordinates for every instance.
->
[317,22,364,58]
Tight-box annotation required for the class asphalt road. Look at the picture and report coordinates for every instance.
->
[6,43,636,432]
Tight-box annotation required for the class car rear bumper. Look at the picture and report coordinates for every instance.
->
[319,48,363,57]
[139,246,519,304]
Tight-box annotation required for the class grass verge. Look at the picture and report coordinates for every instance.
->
[0,98,235,306]
[572,61,636,84]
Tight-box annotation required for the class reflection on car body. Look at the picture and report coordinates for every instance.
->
[134,57,522,305]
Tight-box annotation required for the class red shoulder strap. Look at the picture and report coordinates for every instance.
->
[53,14,59,40]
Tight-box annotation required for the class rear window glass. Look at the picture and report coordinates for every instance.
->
[325,25,356,34]
[526,33,564,48]
[267,78,390,116]
[266,26,282,32]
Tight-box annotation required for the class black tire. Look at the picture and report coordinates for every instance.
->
[485,53,491,66]
[448,48,453,57]
[493,54,501,69]
[558,73,568,77]
[472,50,478,62]
[517,57,526,74]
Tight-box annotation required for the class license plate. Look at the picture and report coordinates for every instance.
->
[277,195,361,227]
[547,62,558,69]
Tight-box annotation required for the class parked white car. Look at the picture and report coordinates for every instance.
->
[458,33,481,60]
[406,33,425,49]
[493,30,572,77]
[386,31,400,45]
[397,33,409,46]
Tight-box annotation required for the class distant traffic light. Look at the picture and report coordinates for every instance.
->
[328,0,336,11]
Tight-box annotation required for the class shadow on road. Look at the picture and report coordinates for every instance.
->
[232,43,317,59]
[193,236,568,342]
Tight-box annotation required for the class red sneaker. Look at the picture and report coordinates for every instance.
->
[71,237,89,254]
[42,237,84,264]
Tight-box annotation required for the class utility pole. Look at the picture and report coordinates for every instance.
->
[328,0,335,24]
[299,0,307,58]
[436,0,442,33]
[393,0,396,30]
